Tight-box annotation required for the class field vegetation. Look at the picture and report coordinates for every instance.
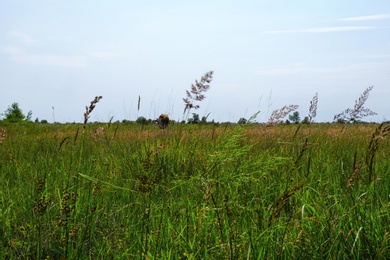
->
[1,73,389,258]
[1,121,390,259]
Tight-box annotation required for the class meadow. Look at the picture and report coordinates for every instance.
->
[1,122,390,259]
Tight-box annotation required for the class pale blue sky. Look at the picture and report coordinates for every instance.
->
[1,0,389,123]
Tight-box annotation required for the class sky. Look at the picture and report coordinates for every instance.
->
[1,0,390,123]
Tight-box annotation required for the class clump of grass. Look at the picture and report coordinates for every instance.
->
[334,86,377,122]
[183,71,213,115]
[83,96,103,128]
[267,104,299,126]
[3,122,390,258]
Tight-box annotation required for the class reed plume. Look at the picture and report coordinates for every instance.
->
[83,96,103,128]
[308,93,318,123]
[183,71,213,114]
[267,104,299,126]
[334,86,377,122]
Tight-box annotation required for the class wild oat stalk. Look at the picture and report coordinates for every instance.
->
[308,93,318,123]
[334,86,377,122]
[183,71,213,115]
[247,110,261,124]
[83,96,103,128]
[138,95,141,112]
[267,105,299,126]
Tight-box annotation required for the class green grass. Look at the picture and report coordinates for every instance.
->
[1,122,390,259]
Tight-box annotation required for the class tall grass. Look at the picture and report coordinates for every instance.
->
[1,122,389,259]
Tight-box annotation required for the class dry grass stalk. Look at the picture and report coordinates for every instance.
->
[334,86,377,122]
[183,71,213,114]
[83,96,103,128]
[268,182,305,227]
[267,105,299,126]
[308,93,318,122]
[294,138,308,167]
[366,123,390,181]
[0,128,6,145]
[93,127,104,141]
[203,181,211,201]
[347,167,360,188]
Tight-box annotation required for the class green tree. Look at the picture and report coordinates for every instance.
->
[3,102,29,122]
[301,116,310,124]
[136,116,148,124]
[188,113,200,124]
[289,111,300,124]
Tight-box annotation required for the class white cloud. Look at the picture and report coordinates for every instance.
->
[1,45,24,55]
[254,63,380,76]
[339,14,390,22]
[2,45,88,68]
[10,31,38,45]
[263,26,375,34]
[89,52,118,59]
[11,54,88,68]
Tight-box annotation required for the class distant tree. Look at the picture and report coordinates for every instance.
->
[336,118,347,124]
[136,116,148,124]
[40,119,48,124]
[188,113,200,124]
[301,116,310,124]
[237,118,247,125]
[200,116,208,124]
[289,111,300,124]
[3,102,27,122]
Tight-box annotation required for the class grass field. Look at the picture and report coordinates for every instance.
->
[1,122,390,259]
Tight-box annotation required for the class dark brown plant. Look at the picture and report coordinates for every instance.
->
[83,96,103,128]
[183,71,213,114]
